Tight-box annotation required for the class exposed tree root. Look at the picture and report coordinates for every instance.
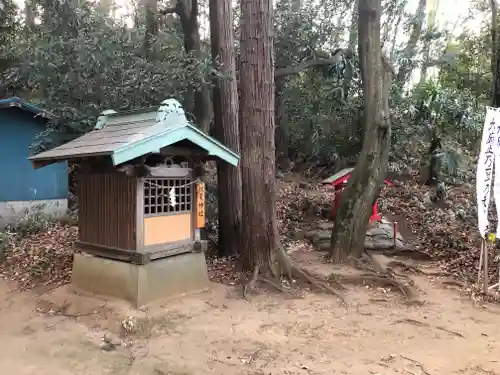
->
[381,247,432,261]
[242,245,347,306]
[440,279,466,288]
[400,355,431,375]
[333,252,419,300]
[393,318,465,338]
[336,273,415,297]
[241,244,425,305]
[385,260,426,275]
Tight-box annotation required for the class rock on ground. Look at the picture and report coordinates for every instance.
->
[303,218,405,251]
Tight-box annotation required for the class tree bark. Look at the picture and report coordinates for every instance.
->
[239,0,280,272]
[330,0,392,261]
[209,0,242,257]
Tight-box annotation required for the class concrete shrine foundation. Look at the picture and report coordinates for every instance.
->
[71,252,210,308]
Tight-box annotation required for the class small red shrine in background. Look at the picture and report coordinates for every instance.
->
[322,168,392,224]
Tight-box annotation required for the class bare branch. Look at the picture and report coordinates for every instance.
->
[275,59,338,77]
[159,6,177,14]
[275,48,394,78]
[275,48,349,78]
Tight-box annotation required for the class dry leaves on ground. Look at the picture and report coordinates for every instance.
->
[0,223,77,290]
[381,182,490,284]
[0,174,489,292]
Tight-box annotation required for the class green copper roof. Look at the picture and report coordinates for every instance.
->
[30,98,239,167]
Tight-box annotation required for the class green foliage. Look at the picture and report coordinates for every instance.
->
[390,79,483,180]
[0,0,18,80]
[4,207,57,237]
[274,0,364,162]
[0,0,488,185]
[411,81,483,142]
[2,0,213,151]
[438,31,492,103]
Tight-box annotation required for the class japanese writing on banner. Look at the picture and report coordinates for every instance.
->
[477,107,500,238]
[494,112,500,236]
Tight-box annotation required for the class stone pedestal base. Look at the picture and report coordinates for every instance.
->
[71,251,210,308]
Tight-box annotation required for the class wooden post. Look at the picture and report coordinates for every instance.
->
[393,221,398,248]
[478,240,484,286]
[483,238,489,294]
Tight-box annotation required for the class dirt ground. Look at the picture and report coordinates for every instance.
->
[1,257,500,375]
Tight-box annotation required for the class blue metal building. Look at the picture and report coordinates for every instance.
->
[0,97,68,226]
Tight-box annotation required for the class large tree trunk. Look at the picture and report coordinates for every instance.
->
[209,0,242,256]
[330,0,392,261]
[239,0,280,272]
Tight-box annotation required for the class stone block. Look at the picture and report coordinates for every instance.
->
[72,251,210,308]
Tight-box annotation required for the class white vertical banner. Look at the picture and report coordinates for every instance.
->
[477,107,500,238]
[494,109,500,236]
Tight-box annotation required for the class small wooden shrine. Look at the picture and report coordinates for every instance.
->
[30,99,239,307]
[322,168,392,224]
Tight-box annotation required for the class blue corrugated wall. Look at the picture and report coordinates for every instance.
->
[0,108,68,201]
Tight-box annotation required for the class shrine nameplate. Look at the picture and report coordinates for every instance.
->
[196,182,205,228]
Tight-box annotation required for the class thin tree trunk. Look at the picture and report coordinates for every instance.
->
[140,0,159,58]
[330,0,392,261]
[390,9,404,61]
[275,76,287,156]
[343,0,358,101]
[162,0,213,131]
[25,0,36,33]
[396,0,426,85]
[275,0,300,155]
[419,0,438,84]
[425,126,441,186]
[239,0,279,272]
[42,0,53,26]
[210,0,242,256]
[491,0,500,106]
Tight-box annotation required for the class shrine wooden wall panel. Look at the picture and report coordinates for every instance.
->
[78,172,137,250]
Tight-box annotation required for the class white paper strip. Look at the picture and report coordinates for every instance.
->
[477,107,500,238]
[169,187,177,207]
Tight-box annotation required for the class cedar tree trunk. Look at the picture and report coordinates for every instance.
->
[209,0,242,256]
[239,0,280,272]
[330,0,392,261]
